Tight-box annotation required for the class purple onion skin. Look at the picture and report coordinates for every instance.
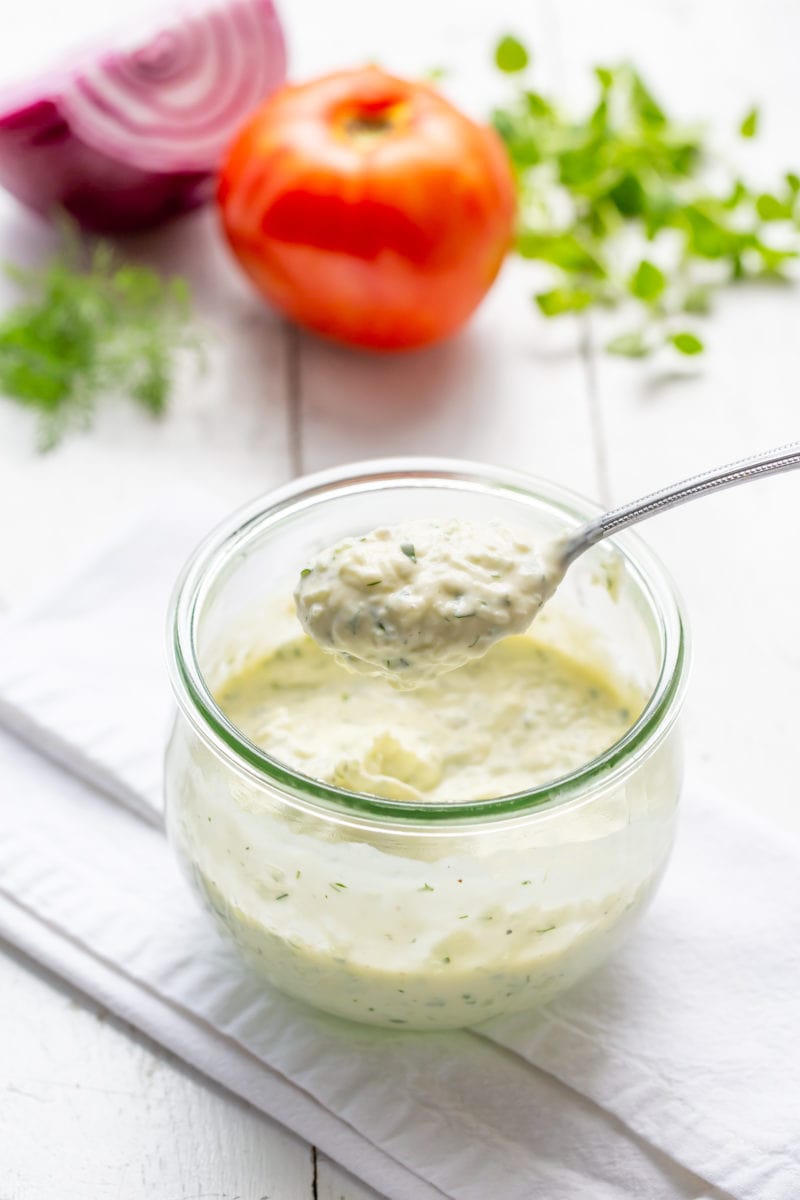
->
[0,98,212,232]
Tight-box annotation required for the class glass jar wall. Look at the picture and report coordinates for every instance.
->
[165,460,688,1030]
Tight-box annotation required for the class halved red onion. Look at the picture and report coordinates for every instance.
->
[0,0,286,232]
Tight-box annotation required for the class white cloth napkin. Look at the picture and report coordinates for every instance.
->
[0,505,798,1200]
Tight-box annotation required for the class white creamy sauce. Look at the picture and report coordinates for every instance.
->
[193,855,656,1029]
[294,519,564,686]
[217,634,636,803]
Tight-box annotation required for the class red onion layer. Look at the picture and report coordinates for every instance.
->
[0,0,286,232]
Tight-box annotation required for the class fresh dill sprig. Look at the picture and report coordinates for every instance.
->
[0,228,201,449]
[491,37,800,357]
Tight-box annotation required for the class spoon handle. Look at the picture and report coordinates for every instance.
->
[559,438,800,567]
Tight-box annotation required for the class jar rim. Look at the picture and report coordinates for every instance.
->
[167,458,689,826]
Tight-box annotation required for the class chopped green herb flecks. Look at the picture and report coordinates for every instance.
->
[607,331,651,359]
[300,568,312,578]
[419,883,435,892]
[495,33,529,73]
[739,106,759,138]
[400,543,417,561]
[629,259,666,303]
[669,331,704,356]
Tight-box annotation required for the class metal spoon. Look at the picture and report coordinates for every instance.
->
[558,438,800,567]
[296,440,800,685]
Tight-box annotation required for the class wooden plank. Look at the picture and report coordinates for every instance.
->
[548,0,800,834]
[298,8,591,1187]
[0,201,294,608]
[284,0,600,498]
[0,3,300,1196]
[295,13,597,1195]
[295,260,598,492]
[0,944,314,1200]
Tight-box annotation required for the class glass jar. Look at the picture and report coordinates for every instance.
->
[165,459,688,1030]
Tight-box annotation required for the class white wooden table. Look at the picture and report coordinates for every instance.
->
[2,0,799,1196]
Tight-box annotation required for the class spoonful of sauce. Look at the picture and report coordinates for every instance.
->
[296,440,800,687]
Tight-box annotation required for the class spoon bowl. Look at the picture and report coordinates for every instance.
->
[296,440,800,685]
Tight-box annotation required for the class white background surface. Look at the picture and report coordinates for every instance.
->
[1,0,799,1196]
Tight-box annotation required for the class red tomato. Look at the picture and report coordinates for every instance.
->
[217,67,516,350]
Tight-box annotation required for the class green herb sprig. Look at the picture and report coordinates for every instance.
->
[492,36,800,356]
[0,230,200,449]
